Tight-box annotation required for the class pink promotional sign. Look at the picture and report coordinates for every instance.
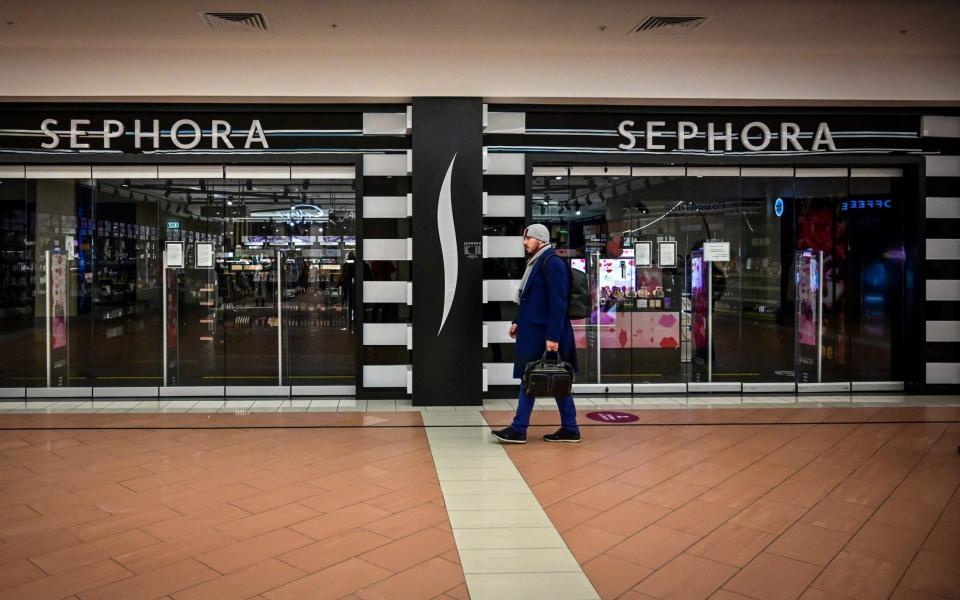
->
[586,411,640,423]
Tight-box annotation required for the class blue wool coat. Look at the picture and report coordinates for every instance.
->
[512,248,579,379]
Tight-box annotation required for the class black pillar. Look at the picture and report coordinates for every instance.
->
[411,98,483,405]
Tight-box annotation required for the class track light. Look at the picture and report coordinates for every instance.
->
[303,179,310,190]
[162,180,172,199]
[245,179,253,191]
[121,179,130,188]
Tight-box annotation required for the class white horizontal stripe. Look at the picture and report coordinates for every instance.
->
[926,156,960,177]
[740,167,794,178]
[92,165,159,179]
[485,112,526,134]
[574,383,631,394]
[0,165,25,179]
[484,279,521,303]
[796,168,849,178]
[26,387,93,398]
[688,382,742,392]
[362,113,408,135]
[484,194,525,217]
[851,381,905,392]
[484,152,525,175]
[484,321,515,344]
[363,238,411,261]
[927,363,960,385]
[158,165,224,179]
[363,323,411,346]
[927,279,960,301]
[225,386,288,397]
[291,165,355,179]
[850,168,903,178]
[531,166,568,177]
[363,196,410,218]
[927,239,960,260]
[224,165,291,179]
[363,152,409,176]
[291,385,356,396]
[25,165,92,179]
[362,365,410,388]
[687,167,739,177]
[364,281,410,304]
[483,236,524,258]
[633,167,686,177]
[927,320,960,342]
[922,116,960,138]
[93,387,159,398]
[570,166,630,176]
[797,382,851,393]
[634,383,686,394]
[742,382,797,393]
[927,197,960,219]
[484,363,519,386]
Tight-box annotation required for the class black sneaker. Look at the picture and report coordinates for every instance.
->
[491,427,527,444]
[543,428,582,443]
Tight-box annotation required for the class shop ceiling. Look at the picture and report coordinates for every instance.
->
[0,0,958,103]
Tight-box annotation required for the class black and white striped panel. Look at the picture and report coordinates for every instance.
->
[921,116,960,388]
[360,108,413,393]
[481,107,527,389]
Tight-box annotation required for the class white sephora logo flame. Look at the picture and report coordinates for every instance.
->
[436,154,457,335]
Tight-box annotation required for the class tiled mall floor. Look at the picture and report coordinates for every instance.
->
[0,400,957,599]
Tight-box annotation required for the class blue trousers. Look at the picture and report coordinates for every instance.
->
[510,384,579,434]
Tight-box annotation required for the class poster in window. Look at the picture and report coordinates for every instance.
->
[165,242,184,268]
[658,241,677,268]
[635,241,652,267]
[195,242,214,269]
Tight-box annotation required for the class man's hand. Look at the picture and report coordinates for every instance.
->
[509,323,518,339]
[545,340,559,352]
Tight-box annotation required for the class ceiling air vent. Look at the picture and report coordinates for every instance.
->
[202,12,269,32]
[631,16,708,34]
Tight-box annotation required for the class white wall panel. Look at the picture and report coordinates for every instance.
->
[687,167,739,177]
[926,197,960,219]
[363,112,408,135]
[483,194,525,217]
[363,153,409,176]
[0,166,25,178]
[850,168,902,178]
[92,165,158,179]
[927,239,960,260]
[483,235,523,258]
[485,111,526,134]
[484,363,519,386]
[363,238,411,261]
[922,116,960,138]
[158,165,224,179]
[363,281,411,304]
[927,279,960,301]
[362,365,410,388]
[363,195,411,218]
[740,167,793,177]
[926,156,960,177]
[484,279,521,303]
[224,165,291,179]
[25,165,91,179]
[484,321,515,344]
[795,168,848,178]
[926,320,960,342]
[291,165,355,179]
[927,363,960,385]
[484,152,524,175]
[363,323,411,346]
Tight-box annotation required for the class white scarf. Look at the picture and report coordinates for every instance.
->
[515,243,552,303]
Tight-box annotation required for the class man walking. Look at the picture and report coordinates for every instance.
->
[492,224,581,444]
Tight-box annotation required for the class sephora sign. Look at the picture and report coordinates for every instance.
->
[617,120,837,152]
[38,118,269,150]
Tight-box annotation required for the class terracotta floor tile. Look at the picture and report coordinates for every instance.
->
[114,528,237,574]
[356,556,464,600]
[673,462,741,488]
[724,552,822,600]
[66,506,181,542]
[889,475,957,508]
[826,478,894,508]
[299,482,393,513]
[763,478,835,509]
[703,446,767,469]
[544,499,603,533]
[162,482,261,515]
[583,553,653,600]
[800,498,874,534]
[766,522,850,567]
[615,463,684,489]
[656,500,738,537]
[365,484,443,513]
[80,558,218,600]
[633,552,737,600]
[565,479,644,512]
[899,550,960,600]
[729,499,806,534]
[563,524,626,564]
[687,522,778,568]
[698,479,769,510]
[606,524,700,569]
[196,528,314,574]
[798,588,852,600]
[360,526,456,572]
[31,529,157,575]
[584,499,670,537]
[872,499,942,534]
[291,503,392,540]
[734,462,795,488]
[889,585,950,600]
[0,560,46,592]
[635,479,710,509]
[812,551,905,600]
[0,558,132,600]
[279,528,393,573]
[229,483,326,514]
[363,502,448,539]
[264,557,391,600]
[0,528,84,566]
[142,504,252,541]
[921,518,960,561]
[173,559,305,600]
[442,582,469,600]
[215,503,319,540]
[845,520,928,565]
